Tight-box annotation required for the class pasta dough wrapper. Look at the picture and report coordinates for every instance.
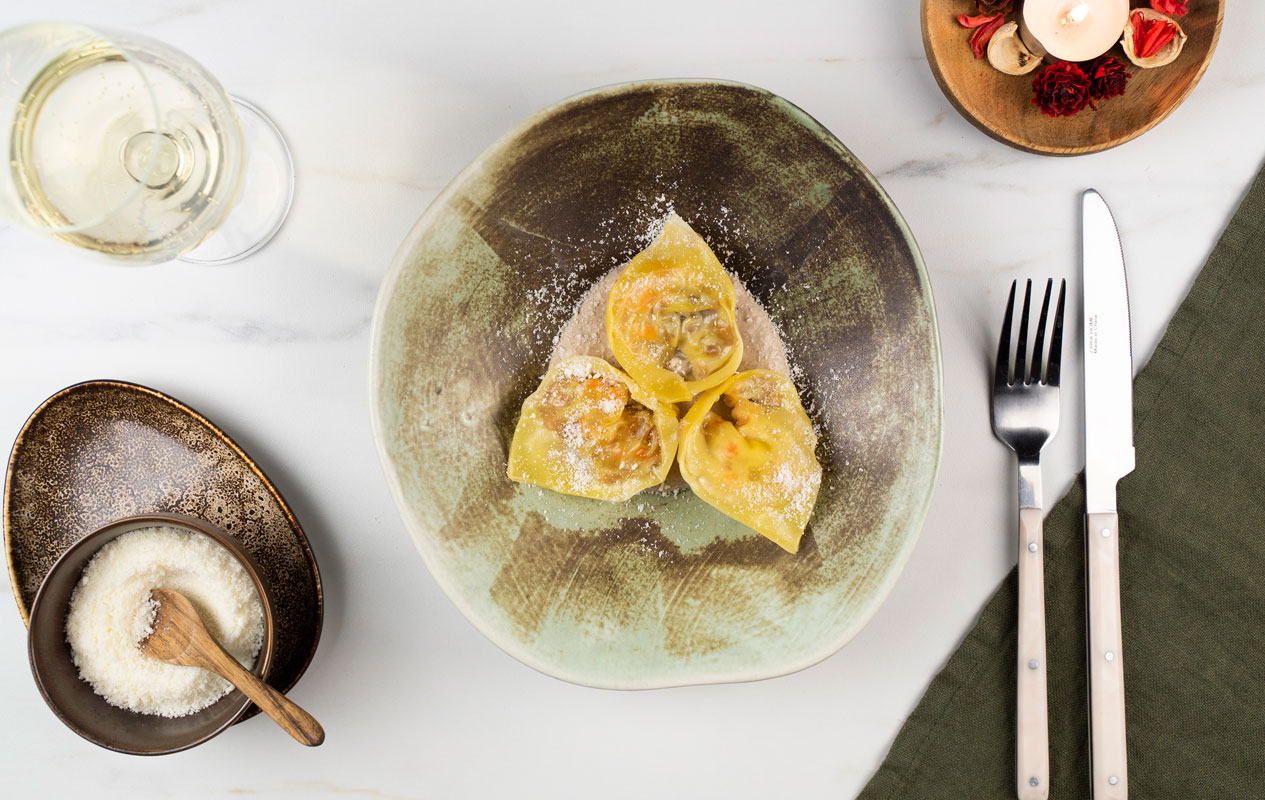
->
[678,370,821,553]
[606,214,743,403]
[508,356,679,502]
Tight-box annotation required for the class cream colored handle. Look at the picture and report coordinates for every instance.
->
[1087,512,1127,799]
[1017,507,1049,800]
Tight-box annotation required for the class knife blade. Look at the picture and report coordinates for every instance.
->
[1082,189,1134,800]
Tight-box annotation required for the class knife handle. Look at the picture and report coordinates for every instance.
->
[1086,511,1128,799]
[1017,507,1050,800]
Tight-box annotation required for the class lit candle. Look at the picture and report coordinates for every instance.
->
[1019,0,1130,62]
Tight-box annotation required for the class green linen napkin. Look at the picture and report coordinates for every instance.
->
[859,166,1265,800]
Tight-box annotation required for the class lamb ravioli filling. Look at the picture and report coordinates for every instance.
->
[507,356,679,501]
[606,214,743,403]
[679,370,822,554]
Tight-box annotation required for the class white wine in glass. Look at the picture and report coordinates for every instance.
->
[0,22,294,265]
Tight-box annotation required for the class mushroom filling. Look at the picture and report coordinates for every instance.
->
[646,301,737,381]
[537,374,662,481]
[699,378,786,480]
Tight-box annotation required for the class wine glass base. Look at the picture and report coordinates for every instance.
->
[180,95,295,265]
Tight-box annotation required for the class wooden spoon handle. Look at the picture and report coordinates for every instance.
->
[197,645,325,747]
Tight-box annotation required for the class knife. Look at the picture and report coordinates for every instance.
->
[1082,189,1135,800]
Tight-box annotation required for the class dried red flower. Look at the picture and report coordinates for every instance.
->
[1031,61,1091,117]
[1150,0,1188,16]
[977,0,1013,14]
[1087,57,1131,104]
[1131,11,1179,59]
[957,12,1008,59]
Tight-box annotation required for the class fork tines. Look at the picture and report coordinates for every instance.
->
[995,278,1067,388]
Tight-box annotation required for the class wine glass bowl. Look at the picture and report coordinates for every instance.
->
[0,22,293,265]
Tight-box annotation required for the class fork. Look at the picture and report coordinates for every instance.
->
[991,278,1066,800]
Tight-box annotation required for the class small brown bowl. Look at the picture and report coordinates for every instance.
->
[27,513,276,755]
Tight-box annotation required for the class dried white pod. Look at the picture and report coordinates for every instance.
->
[988,22,1043,76]
[1121,8,1187,68]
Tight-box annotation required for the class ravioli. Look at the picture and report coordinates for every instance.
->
[606,214,743,403]
[508,356,679,501]
[678,370,821,553]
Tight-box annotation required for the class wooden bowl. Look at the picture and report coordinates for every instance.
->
[922,0,1224,155]
[27,513,276,755]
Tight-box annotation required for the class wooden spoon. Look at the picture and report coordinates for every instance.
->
[140,587,324,746]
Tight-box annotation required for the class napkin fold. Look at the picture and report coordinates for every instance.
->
[859,165,1265,800]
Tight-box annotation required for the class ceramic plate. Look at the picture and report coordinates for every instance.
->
[4,381,322,716]
[370,80,942,688]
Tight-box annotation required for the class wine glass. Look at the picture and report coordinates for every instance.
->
[0,22,295,265]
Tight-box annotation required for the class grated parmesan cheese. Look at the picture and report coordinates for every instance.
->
[65,526,266,718]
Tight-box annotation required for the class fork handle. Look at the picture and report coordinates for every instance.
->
[1017,507,1050,800]
[1086,512,1128,799]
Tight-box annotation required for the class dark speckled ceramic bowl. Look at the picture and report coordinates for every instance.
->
[27,513,275,755]
[370,79,942,688]
[5,380,323,714]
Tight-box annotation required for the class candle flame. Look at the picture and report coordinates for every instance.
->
[1061,2,1090,25]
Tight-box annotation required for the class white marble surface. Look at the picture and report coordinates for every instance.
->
[1,2,1261,797]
